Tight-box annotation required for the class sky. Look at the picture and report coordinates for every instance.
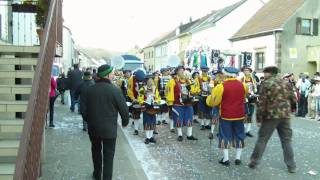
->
[63,0,241,52]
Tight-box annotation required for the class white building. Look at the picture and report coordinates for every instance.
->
[188,0,267,68]
[62,25,78,74]
[0,1,10,44]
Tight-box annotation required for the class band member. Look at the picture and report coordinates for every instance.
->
[208,70,223,139]
[143,74,161,144]
[166,70,177,133]
[191,71,201,124]
[157,68,171,125]
[241,66,258,137]
[207,67,248,166]
[198,66,212,130]
[128,69,146,135]
[119,69,131,101]
[167,66,198,141]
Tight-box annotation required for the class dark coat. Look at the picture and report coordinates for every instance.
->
[57,77,67,91]
[68,68,83,92]
[82,79,129,139]
[75,79,95,115]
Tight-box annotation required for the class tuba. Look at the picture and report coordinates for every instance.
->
[167,55,182,69]
[111,55,125,70]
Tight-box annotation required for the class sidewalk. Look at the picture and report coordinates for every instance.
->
[40,103,148,180]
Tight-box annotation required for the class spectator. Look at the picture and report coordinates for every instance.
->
[312,77,320,121]
[57,73,67,104]
[75,71,95,131]
[296,74,311,117]
[68,64,83,113]
[249,66,296,173]
[49,76,57,128]
[82,64,129,180]
[92,69,98,81]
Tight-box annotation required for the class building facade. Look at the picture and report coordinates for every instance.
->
[231,0,320,76]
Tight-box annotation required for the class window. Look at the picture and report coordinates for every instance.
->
[301,19,311,34]
[296,17,318,35]
[155,47,161,57]
[255,52,265,71]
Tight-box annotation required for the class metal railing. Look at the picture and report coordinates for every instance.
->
[14,0,61,179]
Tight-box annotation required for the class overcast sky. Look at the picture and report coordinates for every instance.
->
[63,0,241,52]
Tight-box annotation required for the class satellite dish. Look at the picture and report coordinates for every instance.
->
[111,55,125,70]
[167,55,181,68]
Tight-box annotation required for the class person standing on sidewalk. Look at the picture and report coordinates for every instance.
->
[248,66,297,173]
[49,76,57,128]
[68,64,83,113]
[75,71,95,131]
[82,64,129,180]
[57,73,67,104]
[296,74,311,117]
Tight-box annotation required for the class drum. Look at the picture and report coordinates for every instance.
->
[144,101,164,115]
[131,103,144,119]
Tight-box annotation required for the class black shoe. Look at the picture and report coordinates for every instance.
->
[219,158,230,167]
[248,162,257,169]
[235,159,242,165]
[246,132,254,137]
[92,172,101,180]
[187,136,198,140]
[153,131,159,135]
[178,136,183,142]
[49,124,55,128]
[208,133,214,140]
[134,130,139,135]
[157,121,161,125]
[193,119,199,123]
[170,129,175,133]
[83,128,87,131]
[288,166,297,173]
[144,138,150,144]
[216,133,219,137]
[205,125,211,130]
[149,137,156,143]
[200,125,205,130]
[162,120,168,125]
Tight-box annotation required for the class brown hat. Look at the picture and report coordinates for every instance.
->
[263,66,279,75]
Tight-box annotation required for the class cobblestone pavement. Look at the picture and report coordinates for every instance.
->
[122,115,320,180]
[41,101,320,180]
[41,103,148,180]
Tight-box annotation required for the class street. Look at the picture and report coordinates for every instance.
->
[41,102,320,180]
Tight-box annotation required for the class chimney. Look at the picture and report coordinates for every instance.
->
[189,17,192,23]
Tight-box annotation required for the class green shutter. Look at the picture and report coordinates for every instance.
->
[296,17,302,34]
[313,19,319,36]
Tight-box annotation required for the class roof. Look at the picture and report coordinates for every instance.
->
[231,0,305,41]
[191,0,247,32]
[121,55,142,62]
[144,31,173,48]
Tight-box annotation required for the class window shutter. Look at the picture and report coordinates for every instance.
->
[296,17,302,34]
[313,18,319,36]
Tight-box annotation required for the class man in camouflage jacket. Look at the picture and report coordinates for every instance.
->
[248,66,297,173]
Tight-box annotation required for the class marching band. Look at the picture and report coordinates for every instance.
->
[112,56,262,166]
